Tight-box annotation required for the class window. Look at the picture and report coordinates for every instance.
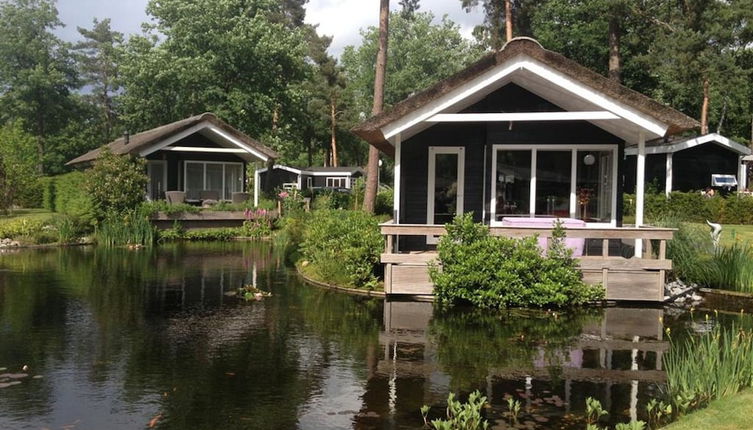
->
[184,161,244,200]
[326,177,346,188]
[491,145,617,225]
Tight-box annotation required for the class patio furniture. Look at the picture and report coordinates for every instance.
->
[231,192,249,204]
[165,191,186,205]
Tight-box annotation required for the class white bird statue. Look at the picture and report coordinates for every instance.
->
[706,220,722,249]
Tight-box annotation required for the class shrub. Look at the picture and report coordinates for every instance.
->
[40,176,56,211]
[312,189,351,210]
[429,214,604,309]
[140,200,200,216]
[0,121,38,214]
[53,171,95,222]
[85,147,148,220]
[0,218,46,239]
[299,209,383,289]
[624,192,753,224]
[375,187,394,216]
[240,208,274,238]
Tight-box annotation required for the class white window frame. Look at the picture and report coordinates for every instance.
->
[183,160,245,201]
[326,177,347,188]
[146,160,168,201]
[306,177,313,189]
[489,144,618,227]
[427,146,465,244]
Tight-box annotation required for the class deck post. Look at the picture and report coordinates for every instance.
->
[635,131,646,257]
[665,152,673,197]
[254,167,260,208]
[739,156,747,190]
[393,133,401,223]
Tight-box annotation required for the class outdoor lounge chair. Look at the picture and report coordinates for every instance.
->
[165,191,186,205]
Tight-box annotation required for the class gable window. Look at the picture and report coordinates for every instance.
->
[490,145,617,226]
[326,177,346,188]
[184,161,244,201]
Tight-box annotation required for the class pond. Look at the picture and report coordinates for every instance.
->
[0,242,743,429]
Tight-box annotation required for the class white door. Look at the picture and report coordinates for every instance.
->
[427,146,464,244]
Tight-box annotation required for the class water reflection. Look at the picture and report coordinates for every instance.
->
[0,244,741,429]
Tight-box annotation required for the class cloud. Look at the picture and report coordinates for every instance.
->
[304,0,485,57]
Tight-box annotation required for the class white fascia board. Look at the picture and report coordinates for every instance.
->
[426,111,620,122]
[139,122,210,157]
[380,59,523,141]
[379,55,670,143]
[625,133,752,156]
[255,164,302,175]
[162,146,247,153]
[206,125,270,162]
[303,171,354,177]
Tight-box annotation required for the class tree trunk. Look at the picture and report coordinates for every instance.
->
[363,0,389,213]
[330,97,338,167]
[505,0,513,43]
[608,16,621,82]
[700,78,710,135]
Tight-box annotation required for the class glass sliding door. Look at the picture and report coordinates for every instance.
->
[491,145,617,225]
[576,150,613,222]
[495,150,531,219]
[535,150,571,217]
[184,161,245,201]
[185,162,204,201]
[147,161,166,201]
[427,147,464,243]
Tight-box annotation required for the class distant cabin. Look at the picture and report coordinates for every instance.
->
[67,113,278,203]
[255,165,365,194]
[624,133,751,194]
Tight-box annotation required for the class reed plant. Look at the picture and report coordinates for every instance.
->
[664,317,753,416]
[95,207,156,247]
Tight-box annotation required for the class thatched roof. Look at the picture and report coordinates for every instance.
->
[352,38,699,156]
[67,112,279,166]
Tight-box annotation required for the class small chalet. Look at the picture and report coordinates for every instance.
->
[624,133,751,194]
[67,113,278,203]
[352,38,700,301]
[255,165,364,193]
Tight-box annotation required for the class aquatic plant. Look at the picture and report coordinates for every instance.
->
[663,316,753,415]
[645,399,671,430]
[95,207,156,247]
[585,396,608,429]
[420,391,489,430]
[506,398,521,423]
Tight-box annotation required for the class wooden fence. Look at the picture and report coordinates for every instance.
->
[381,222,675,301]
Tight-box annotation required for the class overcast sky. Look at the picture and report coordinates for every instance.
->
[54,0,485,57]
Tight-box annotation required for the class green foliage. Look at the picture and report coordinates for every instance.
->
[85,148,148,219]
[430,214,604,309]
[0,0,79,173]
[420,391,489,430]
[646,398,672,430]
[664,318,753,416]
[0,121,38,213]
[299,209,382,289]
[118,0,309,160]
[341,11,483,120]
[95,207,156,247]
[375,187,393,216]
[51,171,95,222]
[140,200,200,216]
[0,218,46,239]
[586,396,609,427]
[624,192,753,225]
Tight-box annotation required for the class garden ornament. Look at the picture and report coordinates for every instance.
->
[706,220,722,249]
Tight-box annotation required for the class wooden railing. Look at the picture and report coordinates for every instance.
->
[379,221,676,301]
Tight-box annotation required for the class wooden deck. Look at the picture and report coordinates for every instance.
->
[381,222,675,302]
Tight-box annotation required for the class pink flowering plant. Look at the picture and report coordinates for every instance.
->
[277,188,305,215]
[242,208,274,238]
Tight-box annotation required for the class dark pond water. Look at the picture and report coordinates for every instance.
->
[0,242,744,429]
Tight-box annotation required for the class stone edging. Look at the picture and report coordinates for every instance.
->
[698,287,753,313]
[295,264,386,298]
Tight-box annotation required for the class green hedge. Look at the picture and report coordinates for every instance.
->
[299,209,383,289]
[623,192,753,224]
[41,172,94,222]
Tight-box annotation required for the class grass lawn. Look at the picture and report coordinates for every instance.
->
[662,390,753,430]
[0,208,57,226]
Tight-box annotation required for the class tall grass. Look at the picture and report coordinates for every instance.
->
[95,207,156,247]
[664,220,753,293]
[664,319,753,415]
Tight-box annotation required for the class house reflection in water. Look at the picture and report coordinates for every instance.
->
[367,301,667,428]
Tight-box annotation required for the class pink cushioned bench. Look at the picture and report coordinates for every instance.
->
[500,217,586,257]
